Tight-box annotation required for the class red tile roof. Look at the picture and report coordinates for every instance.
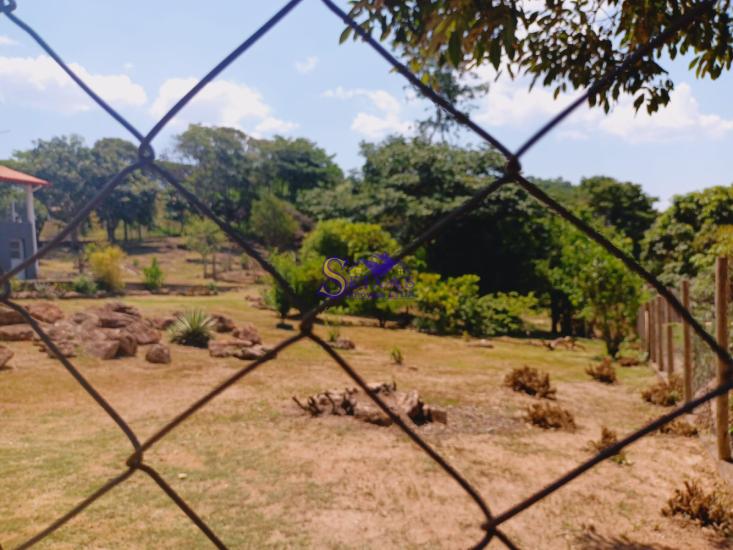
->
[0,165,50,187]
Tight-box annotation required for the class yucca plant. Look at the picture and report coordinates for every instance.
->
[169,310,215,348]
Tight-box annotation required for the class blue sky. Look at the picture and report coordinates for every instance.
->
[0,0,731,208]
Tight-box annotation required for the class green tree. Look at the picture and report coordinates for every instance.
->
[352,137,550,294]
[89,138,158,243]
[174,125,256,225]
[255,136,343,202]
[578,176,657,258]
[185,217,226,279]
[13,135,93,245]
[249,192,300,250]
[344,2,732,114]
[301,218,399,263]
[540,219,645,356]
[642,186,733,284]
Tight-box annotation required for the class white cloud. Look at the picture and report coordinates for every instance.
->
[150,78,298,136]
[470,67,733,143]
[294,56,318,74]
[323,86,412,139]
[0,55,146,112]
[0,36,17,46]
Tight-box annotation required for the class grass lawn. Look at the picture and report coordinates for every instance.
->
[0,293,729,549]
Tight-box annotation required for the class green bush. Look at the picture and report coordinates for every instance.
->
[88,244,125,292]
[390,346,403,365]
[142,257,165,291]
[249,192,300,250]
[266,252,324,319]
[169,310,215,348]
[72,275,98,295]
[414,273,535,336]
[301,219,399,263]
[479,292,538,336]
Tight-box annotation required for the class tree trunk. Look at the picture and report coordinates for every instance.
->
[212,253,217,281]
[202,256,208,279]
[106,221,116,243]
[123,221,129,243]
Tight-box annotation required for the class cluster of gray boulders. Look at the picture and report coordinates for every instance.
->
[293,381,447,427]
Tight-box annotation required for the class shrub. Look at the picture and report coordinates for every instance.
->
[659,419,699,437]
[586,357,618,384]
[479,292,538,335]
[325,319,341,343]
[266,252,324,319]
[88,245,125,292]
[72,275,97,296]
[390,346,403,365]
[662,480,733,534]
[504,366,557,399]
[524,402,576,430]
[642,375,683,406]
[249,192,300,250]
[301,219,399,263]
[587,426,628,464]
[142,257,165,291]
[169,310,215,348]
[414,273,536,336]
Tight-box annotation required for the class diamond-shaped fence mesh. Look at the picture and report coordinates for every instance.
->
[1,0,732,548]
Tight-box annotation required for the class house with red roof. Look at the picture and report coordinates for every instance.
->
[0,165,49,280]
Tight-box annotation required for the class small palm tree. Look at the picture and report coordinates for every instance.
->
[169,310,215,348]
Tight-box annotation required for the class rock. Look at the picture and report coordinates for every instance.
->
[95,309,137,329]
[211,314,236,333]
[0,324,34,341]
[468,339,494,349]
[102,302,142,318]
[126,320,161,345]
[46,340,77,358]
[232,323,262,345]
[45,321,77,342]
[331,338,355,350]
[245,294,268,309]
[234,344,267,360]
[115,333,138,357]
[25,302,64,324]
[0,345,13,368]
[208,338,253,358]
[0,306,24,326]
[85,339,119,360]
[146,344,171,364]
[151,316,177,331]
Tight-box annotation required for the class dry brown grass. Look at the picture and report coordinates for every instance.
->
[585,358,618,384]
[524,402,576,430]
[504,365,556,399]
[662,480,733,534]
[642,375,683,407]
[586,426,628,464]
[658,419,699,437]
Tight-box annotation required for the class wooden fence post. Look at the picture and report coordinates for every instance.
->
[666,300,675,374]
[656,296,665,372]
[649,299,656,363]
[644,302,652,358]
[715,256,731,461]
[682,280,692,403]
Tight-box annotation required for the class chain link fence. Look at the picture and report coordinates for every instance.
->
[1,0,732,548]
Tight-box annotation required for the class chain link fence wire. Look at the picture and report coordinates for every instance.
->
[1,0,732,548]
